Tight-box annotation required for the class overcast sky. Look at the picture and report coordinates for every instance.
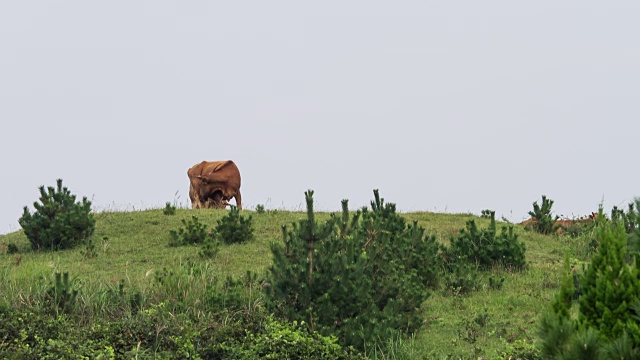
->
[1,1,638,235]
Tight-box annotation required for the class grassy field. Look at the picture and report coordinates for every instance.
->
[0,206,592,359]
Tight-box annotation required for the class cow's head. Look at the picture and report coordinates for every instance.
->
[194,174,226,204]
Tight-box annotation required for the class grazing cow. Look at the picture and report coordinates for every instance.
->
[187,160,242,210]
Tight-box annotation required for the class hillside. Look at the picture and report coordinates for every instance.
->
[0,207,581,358]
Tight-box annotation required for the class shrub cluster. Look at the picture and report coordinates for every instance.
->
[446,211,527,271]
[19,179,95,251]
[214,206,254,245]
[539,220,640,358]
[0,298,356,359]
[267,190,440,350]
[163,202,177,215]
[527,195,559,234]
[168,216,215,246]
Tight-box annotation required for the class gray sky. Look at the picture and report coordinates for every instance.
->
[1,1,638,235]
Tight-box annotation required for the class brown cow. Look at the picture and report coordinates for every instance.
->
[187,160,242,210]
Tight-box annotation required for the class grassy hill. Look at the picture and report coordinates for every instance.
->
[0,207,590,358]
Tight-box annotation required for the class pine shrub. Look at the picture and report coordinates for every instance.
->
[443,258,480,295]
[43,272,79,316]
[578,222,640,343]
[163,202,177,215]
[214,206,254,245]
[527,195,559,234]
[266,190,440,350]
[446,211,527,270]
[539,220,640,358]
[7,242,19,254]
[19,179,95,251]
[168,216,215,246]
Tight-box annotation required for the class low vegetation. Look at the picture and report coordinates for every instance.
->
[1,185,639,358]
[18,179,95,251]
[526,195,559,235]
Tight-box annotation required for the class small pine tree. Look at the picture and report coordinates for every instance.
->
[552,256,575,319]
[528,195,559,234]
[267,190,439,350]
[19,179,95,251]
[578,222,640,344]
[214,206,254,245]
[539,219,640,357]
[447,211,527,270]
[168,216,215,246]
[44,272,79,315]
[163,202,177,216]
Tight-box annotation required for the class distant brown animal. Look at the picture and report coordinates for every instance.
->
[187,160,242,210]
[520,212,598,234]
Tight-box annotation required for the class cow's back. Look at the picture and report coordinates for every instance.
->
[189,160,240,188]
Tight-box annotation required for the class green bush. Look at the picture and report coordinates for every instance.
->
[19,179,95,251]
[443,257,480,295]
[446,211,527,270]
[611,200,639,234]
[267,190,440,350]
[168,216,215,246]
[539,221,640,358]
[241,316,357,359]
[80,238,98,259]
[43,272,79,316]
[163,202,177,216]
[214,206,254,245]
[0,260,362,359]
[527,195,559,234]
[7,242,19,254]
[199,238,220,259]
[255,204,265,214]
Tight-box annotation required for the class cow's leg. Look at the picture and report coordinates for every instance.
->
[234,191,242,210]
[189,184,199,209]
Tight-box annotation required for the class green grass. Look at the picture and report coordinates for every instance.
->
[0,207,589,358]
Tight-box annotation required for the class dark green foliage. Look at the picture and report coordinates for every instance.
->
[578,222,640,344]
[563,219,597,238]
[539,220,640,358]
[552,256,575,318]
[446,211,527,270]
[80,238,98,259]
[199,238,220,259]
[481,209,493,218]
[204,271,263,312]
[266,190,439,350]
[611,199,640,262]
[0,305,358,359]
[527,195,559,234]
[443,258,480,295]
[611,200,639,234]
[163,202,177,215]
[19,179,95,251]
[168,216,215,246]
[538,311,578,359]
[44,272,79,316]
[214,205,254,244]
[255,204,265,214]
[488,276,505,290]
[601,333,640,360]
[7,242,19,254]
